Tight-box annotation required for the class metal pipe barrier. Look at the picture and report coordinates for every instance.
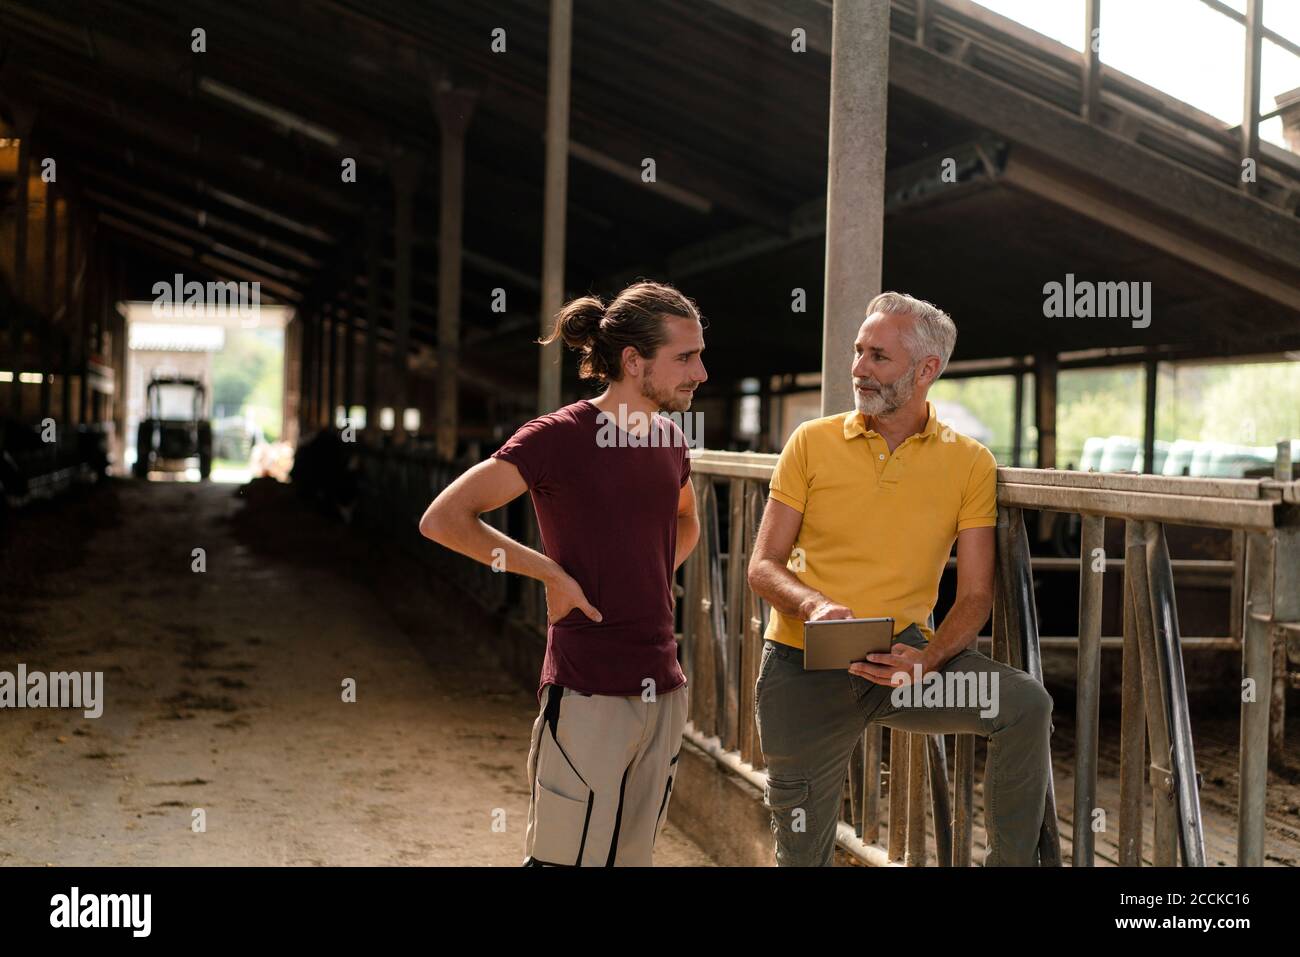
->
[354,442,1298,866]
[684,449,1299,867]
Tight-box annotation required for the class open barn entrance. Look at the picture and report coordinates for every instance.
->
[123,295,292,483]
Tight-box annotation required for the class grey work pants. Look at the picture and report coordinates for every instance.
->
[754,623,1054,866]
[524,682,688,867]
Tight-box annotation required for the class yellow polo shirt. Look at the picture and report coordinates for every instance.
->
[764,401,998,649]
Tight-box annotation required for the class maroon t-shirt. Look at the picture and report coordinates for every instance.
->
[492,398,691,700]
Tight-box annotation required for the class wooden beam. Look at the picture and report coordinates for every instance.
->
[76,168,324,269]
[1000,149,1300,313]
[698,0,1300,273]
[314,0,793,232]
[886,33,1300,273]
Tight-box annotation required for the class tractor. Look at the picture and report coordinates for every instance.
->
[133,376,213,480]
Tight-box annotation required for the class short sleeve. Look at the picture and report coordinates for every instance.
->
[679,448,692,488]
[768,424,810,514]
[491,416,555,490]
[957,445,998,531]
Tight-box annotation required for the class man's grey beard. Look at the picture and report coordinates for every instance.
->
[853,362,917,417]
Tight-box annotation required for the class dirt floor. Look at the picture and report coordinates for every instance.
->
[0,477,715,866]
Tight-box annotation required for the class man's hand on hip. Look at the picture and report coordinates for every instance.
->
[544,569,602,625]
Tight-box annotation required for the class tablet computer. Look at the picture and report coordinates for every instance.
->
[802,617,896,671]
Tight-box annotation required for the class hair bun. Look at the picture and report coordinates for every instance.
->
[554,296,605,350]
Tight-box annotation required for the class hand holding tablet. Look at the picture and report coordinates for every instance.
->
[802,616,896,670]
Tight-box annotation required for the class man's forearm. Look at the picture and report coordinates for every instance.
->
[923,593,993,671]
[674,513,700,571]
[749,558,826,620]
[424,512,560,584]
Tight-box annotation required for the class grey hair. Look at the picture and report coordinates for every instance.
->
[866,291,957,378]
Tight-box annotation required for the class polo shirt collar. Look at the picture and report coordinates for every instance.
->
[843,400,940,442]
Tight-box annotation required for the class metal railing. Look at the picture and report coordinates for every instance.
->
[351,440,1298,866]
[682,450,1300,866]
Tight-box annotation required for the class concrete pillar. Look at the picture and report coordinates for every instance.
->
[820,0,890,417]
[41,183,57,419]
[433,85,476,461]
[391,153,422,429]
[79,230,95,425]
[318,304,330,429]
[111,274,127,462]
[9,110,33,415]
[62,203,76,426]
[309,309,320,430]
[1081,0,1102,123]
[538,0,573,415]
[282,315,298,448]
[297,311,308,436]
[314,310,327,429]
[1242,0,1263,195]
[364,209,381,437]
[342,253,356,418]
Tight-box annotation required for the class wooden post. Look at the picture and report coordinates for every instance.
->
[433,83,476,461]
[391,152,422,429]
[1142,358,1158,473]
[342,250,357,420]
[62,198,76,425]
[9,112,33,415]
[324,303,336,429]
[365,208,381,436]
[41,182,57,419]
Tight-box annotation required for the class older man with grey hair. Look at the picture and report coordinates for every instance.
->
[747,291,1054,866]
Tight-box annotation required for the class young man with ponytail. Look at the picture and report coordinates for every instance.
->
[419,281,708,866]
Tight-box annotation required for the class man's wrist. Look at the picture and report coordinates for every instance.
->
[921,638,962,673]
[537,556,564,585]
[796,592,824,620]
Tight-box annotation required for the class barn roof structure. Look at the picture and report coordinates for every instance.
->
[2,0,1299,451]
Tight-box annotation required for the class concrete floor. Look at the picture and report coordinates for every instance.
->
[0,478,715,866]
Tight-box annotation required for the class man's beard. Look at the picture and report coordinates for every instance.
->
[853,362,917,417]
[642,371,694,412]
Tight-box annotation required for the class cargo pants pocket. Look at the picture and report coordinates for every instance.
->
[652,750,681,847]
[527,689,595,866]
[763,775,812,860]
